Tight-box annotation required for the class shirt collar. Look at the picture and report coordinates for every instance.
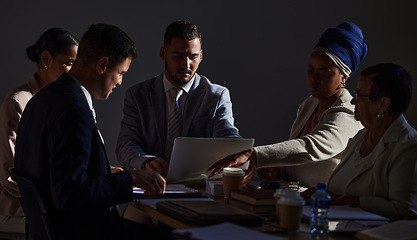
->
[68,74,93,110]
[162,72,194,94]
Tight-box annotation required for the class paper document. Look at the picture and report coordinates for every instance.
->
[135,197,212,209]
[132,184,203,198]
[302,205,389,221]
[133,184,199,194]
[356,220,417,240]
[173,222,286,240]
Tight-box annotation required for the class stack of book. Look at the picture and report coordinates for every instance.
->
[227,188,276,214]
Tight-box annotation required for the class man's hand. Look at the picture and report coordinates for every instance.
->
[128,169,166,195]
[145,157,168,177]
[207,148,255,178]
[110,166,124,174]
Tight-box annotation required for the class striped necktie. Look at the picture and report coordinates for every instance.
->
[165,87,183,163]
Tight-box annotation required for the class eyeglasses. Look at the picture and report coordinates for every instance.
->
[353,90,370,102]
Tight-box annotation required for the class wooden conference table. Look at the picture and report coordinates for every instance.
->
[130,187,355,240]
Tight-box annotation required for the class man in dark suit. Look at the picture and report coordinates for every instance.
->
[116,20,240,176]
[14,24,168,239]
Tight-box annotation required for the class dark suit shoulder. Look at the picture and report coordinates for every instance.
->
[26,73,90,117]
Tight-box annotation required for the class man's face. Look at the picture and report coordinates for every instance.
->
[160,37,203,86]
[97,57,132,100]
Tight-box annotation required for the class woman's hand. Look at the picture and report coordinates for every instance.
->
[207,148,255,178]
[242,160,256,187]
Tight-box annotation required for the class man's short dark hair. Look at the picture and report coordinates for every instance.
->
[163,20,202,47]
[361,63,413,114]
[76,24,136,68]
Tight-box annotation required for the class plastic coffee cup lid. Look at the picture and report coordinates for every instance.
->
[222,167,245,176]
[277,189,305,206]
[274,188,297,197]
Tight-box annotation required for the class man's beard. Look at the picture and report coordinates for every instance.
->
[166,67,193,86]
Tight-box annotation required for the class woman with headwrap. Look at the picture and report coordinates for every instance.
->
[207,22,368,188]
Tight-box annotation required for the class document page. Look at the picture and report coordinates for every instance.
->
[173,222,286,240]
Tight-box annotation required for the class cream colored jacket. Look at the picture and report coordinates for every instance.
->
[328,115,417,220]
[0,75,39,216]
[255,89,362,187]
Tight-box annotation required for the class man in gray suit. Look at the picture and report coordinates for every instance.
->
[116,20,240,176]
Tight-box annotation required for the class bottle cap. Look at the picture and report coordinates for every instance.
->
[316,183,327,190]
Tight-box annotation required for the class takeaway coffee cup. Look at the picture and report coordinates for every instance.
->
[277,189,305,231]
[222,167,245,198]
[273,188,288,223]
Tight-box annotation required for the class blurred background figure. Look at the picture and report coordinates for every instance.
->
[0,27,78,234]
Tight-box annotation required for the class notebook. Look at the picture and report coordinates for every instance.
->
[166,137,254,186]
[156,200,263,227]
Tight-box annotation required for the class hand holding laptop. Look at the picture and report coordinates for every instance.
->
[166,137,255,186]
[207,148,255,178]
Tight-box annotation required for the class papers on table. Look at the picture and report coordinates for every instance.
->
[355,220,417,240]
[172,222,286,240]
[302,205,389,233]
[132,184,203,198]
[135,197,212,209]
[302,205,389,221]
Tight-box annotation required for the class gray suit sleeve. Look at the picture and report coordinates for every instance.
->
[116,88,156,169]
[212,88,241,138]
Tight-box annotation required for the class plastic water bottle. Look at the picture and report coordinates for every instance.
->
[309,183,330,239]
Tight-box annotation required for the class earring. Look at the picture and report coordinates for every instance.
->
[337,81,345,90]
[377,114,384,119]
[44,65,48,70]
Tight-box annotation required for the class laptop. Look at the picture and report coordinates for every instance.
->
[166,137,254,186]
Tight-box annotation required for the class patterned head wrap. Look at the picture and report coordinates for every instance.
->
[314,22,368,77]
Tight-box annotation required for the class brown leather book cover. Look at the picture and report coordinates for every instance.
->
[156,200,263,227]
[228,198,275,214]
[229,188,276,206]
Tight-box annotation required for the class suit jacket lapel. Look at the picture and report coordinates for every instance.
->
[330,129,386,188]
[344,116,407,187]
[150,75,167,150]
[68,73,112,174]
[289,97,318,139]
[183,74,204,135]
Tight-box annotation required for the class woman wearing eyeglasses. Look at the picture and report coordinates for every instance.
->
[208,22,367,188]
[327,63,417,220]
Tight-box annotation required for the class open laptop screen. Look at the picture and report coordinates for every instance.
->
[166,137,254,186]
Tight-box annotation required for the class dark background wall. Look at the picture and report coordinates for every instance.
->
[1,1,416,166]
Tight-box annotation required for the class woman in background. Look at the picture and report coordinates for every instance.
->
[208,22,367,188]
[327,63,417,220]
[0,27,78,233]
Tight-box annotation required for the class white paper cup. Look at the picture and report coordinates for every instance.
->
[222,167,245,198]
[277,189,305,231]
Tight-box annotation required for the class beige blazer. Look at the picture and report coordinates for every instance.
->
[255,89,362,187]
[0,75,39,216]
[328,115,417,220]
